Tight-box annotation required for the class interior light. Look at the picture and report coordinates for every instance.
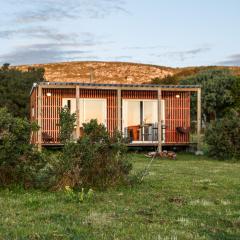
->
[176,94,180,98]
[46,92,52,97]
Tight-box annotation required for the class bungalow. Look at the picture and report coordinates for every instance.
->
[30,82,201,151]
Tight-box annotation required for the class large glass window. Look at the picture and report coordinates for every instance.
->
[122,99,165,142]
[63,98,107,126]
[125,100,141,126]
[143,101,158,124]
[80,99,107,126]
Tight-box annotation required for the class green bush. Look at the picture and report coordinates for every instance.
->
[204,110,240,160]
[54,119,132,190]
[58,107,76,143]
[0,108,40,186]
[181,69,239,122]
[151,75,178,85]
[0,64,45,118]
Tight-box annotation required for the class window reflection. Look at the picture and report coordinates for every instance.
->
[127,101,140,126]
[84,99,106,124]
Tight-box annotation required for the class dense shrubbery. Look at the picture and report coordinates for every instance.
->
[204,110,240,160]
[0,108,40,186]
[0,107,132,189]
[0,64,44,118]
[151,75,178,85]
[180,69,240,159]
[33,120,132,190]
[55,120,132,189]
[181,69,240,122]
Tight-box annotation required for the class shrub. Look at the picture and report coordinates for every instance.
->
[181,69,239,122]
[0,64,45,118]
[0,108,39,186]
[151,75,178,85]
[58,107,76,143]
[55,119,132,190]
[204,110,240,160]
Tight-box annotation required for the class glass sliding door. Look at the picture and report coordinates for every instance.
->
[122,100,141,141]
[122,99,165,143]
[142,100,158,141]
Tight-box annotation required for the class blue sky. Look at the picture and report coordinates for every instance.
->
[0,0,240,67]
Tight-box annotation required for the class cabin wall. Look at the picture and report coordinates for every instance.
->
[30,87,190,145]
[162,91,190,143]
[121,90,190,143]
[42,88,71,144]
[32,88,118,144]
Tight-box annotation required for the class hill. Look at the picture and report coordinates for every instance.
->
[15,61,240,84]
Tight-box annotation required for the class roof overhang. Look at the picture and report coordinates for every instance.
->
[30,81,201,95]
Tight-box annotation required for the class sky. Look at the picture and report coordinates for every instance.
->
[0,0,240,67]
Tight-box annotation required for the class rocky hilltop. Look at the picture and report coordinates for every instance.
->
[16,61,174,84]
[16,61,240,84]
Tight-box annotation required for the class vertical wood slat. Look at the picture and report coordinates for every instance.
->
[158,89,162,152]
[76,86,80,138]
[117,89,121,131]
[37,86,42,150]
[31,87,192,146]
[197,88,201,150]
[162,91,191,144]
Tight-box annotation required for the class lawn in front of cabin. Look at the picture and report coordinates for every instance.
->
[0,153,239,240]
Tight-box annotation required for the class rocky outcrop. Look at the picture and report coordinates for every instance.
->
[16,61,174,84]
[16,61,240,84]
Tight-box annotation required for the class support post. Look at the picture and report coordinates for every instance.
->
[197,88,202,151]
[76,86,80,139]
[37,85,42,151]
[158,88,162,153]
[117,89,122,132]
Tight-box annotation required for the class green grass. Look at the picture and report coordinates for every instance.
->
[0,153,240,240]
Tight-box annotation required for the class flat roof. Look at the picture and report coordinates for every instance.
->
[40,81,200,88]
[30,81,201,95]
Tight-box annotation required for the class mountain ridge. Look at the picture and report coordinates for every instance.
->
[15,61,240,84]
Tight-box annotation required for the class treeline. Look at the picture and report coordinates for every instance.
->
[0,63,45,118]
[153,69,240,159]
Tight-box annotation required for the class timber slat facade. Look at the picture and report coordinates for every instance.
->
[30,82,201,150]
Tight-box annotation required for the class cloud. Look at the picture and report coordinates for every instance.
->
[152,47,211,61]
[0,28,112,65]
[113,55,133,60]
[218,54,240,66]
[13,0,128,23]
[0,27,78,42]
[123,45,166,50]
[0,43,98,65]
[0,0,128,65]
[0,24,113,65]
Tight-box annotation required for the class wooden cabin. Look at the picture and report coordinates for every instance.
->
[30,82,201,150]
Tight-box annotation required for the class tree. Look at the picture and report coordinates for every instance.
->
[151,75,178,85]
[0,64,45,118]
[58,107,76,143]
[204,110,240,160]
[0,108,39,185]
[232,76,240,113]
[181,69,239,122]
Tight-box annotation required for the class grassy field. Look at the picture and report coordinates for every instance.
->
[0,153,239,240]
